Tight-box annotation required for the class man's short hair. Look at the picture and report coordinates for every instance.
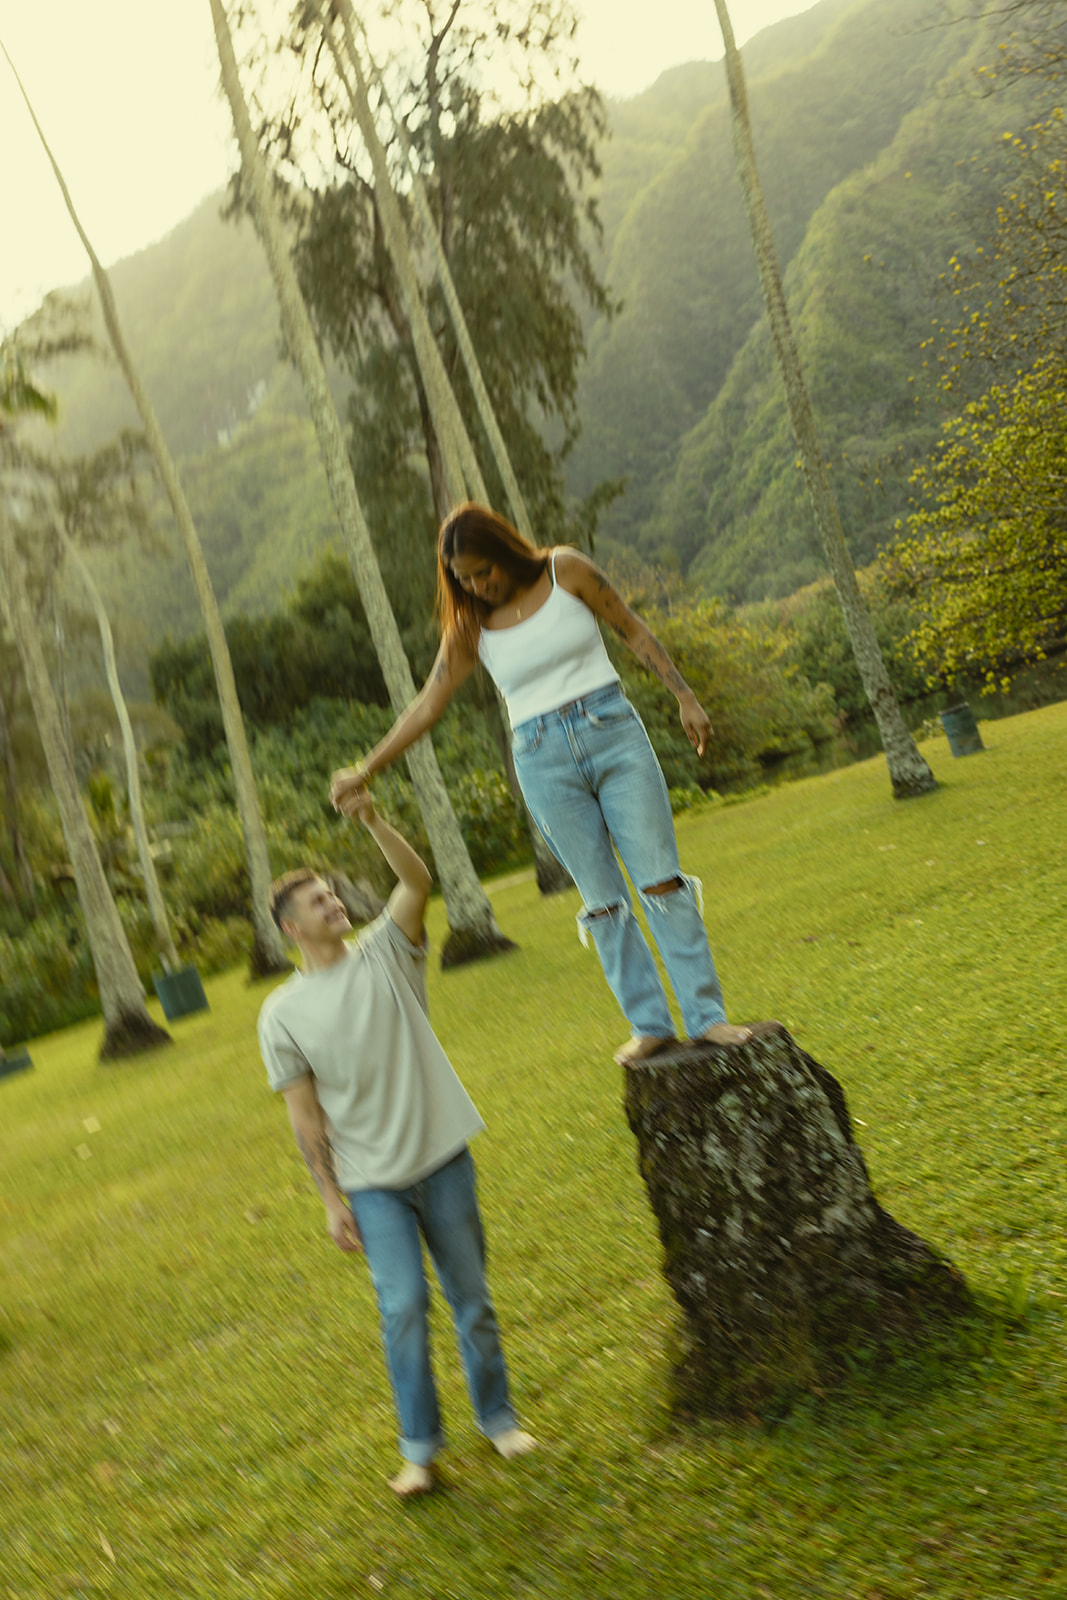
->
[269,869,320,932]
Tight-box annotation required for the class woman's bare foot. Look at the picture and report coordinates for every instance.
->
[701,1022,753,1046]
[613,1034,676,1067]
[490,1427,537,1459]
[389,1462,436,1499]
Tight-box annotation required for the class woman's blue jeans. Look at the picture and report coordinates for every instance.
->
[512,683,728,1040]
[346,1147,516,1466]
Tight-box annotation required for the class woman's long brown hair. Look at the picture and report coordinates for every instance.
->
[436,502,550,655]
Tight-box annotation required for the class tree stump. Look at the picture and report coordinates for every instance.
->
[623,1023,971,1417]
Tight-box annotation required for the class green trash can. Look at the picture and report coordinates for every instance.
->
[0,1046,33,1081]
[152,965,209,1021]
[939,702,985,757]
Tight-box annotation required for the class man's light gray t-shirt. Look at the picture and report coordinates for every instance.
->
[257,911,484,1191]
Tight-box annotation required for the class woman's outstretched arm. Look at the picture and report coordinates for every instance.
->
[555,549,714,757]
[329,636,477,809]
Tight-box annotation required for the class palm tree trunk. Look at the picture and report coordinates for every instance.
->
[4,45,291,972]
[0,665,36,912]
[0,503,171,1059]
[321,18,483,505]
[330,6,570,895]
[711,0,936,800]
[210,0,514,965]
[335,0,532,536]
[61,531,181,971]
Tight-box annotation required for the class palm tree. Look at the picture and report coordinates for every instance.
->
[3,41,291,971]
[60,527,181,972]
[210,0,515,964]
[0,498,171,1059]
[336,0,532,535]
[0,340,50,913]
[711,0,936,799]
[321,3,569,894]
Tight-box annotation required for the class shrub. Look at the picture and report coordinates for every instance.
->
[610,597,838,791]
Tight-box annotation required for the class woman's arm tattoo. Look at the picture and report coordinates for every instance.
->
[608,616,690,697]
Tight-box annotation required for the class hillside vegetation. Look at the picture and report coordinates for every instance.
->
[18,0,1055,669]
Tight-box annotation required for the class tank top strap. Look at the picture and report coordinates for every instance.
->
[549,547,559,586]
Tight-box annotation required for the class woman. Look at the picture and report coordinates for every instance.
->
[329,503,751,1065]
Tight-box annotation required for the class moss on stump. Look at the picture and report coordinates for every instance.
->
[623,1023,971,1418]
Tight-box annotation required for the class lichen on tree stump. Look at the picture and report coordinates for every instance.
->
[623,1023,971,1417]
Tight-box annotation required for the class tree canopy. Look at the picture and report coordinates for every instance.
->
[244,0,616,555]
[887,111,1067,686]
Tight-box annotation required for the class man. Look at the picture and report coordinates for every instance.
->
[257,787,534,1498]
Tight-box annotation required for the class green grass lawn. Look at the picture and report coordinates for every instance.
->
[2,704,1065,1599]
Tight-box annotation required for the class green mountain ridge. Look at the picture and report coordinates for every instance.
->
[567,0,998,562]
[629,8,1040,599]
[662,35,1033,600]
[14,0,1047,679]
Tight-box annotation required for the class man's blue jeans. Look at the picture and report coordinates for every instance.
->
[513,683,728,1040]
[346,1147,516,1466]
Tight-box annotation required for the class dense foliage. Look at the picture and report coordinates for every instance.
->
[886,113,1067,685]
[150,551,391,761]
[608,597,838,791]
[250,0,618,550]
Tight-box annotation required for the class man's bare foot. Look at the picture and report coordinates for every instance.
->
[389,1462,436,1498]
[613,1034,676,1067]
[490,1427,537,1460]
[701,1022,753,1046]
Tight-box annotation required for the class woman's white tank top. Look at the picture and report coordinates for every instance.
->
[477,550,619,726]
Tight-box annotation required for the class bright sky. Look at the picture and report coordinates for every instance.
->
[0,0,815,331]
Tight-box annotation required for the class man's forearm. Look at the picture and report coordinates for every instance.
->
[293,1119,346,1207]
[284,1081,346,1208]
[363,813,433,895]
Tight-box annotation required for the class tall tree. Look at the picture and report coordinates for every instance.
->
[0,648,35,911]
[210,0,514,965]
[338,2,532,536]
[711,0,936,799]
[3,41,290,975]
[0,498,171,1060]
[315,0,569,894]
[885,108,1067,685]
[0,347,44,912]
[279,0,613,550]
[57,530,182,972]
[17,433,182,968]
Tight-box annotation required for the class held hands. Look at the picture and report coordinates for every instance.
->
[330,764,373,822]
[329,764,368,813]
[679,692,714,758]
[336,783,376,828]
